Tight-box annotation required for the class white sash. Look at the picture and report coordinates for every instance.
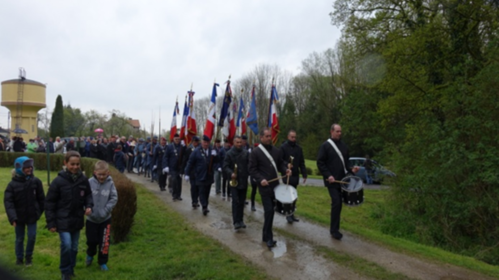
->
[258,144,279,178]
[327,139,348,174]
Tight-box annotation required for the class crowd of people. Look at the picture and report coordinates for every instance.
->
[3,123,361,279]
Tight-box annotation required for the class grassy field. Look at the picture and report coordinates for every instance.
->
[0,168,269,280]
[304,159,321,179]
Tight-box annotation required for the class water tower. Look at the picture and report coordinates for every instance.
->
[1,68,46,141]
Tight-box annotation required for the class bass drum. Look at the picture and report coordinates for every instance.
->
[274,184,298,215]
[341,176,364,206]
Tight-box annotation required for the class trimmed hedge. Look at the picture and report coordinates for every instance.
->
[0,152,137,243]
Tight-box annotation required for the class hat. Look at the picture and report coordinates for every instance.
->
[14,156,34,177]
[139,138,144,141]
[153,135,158,139]
[192,136,200,142]
[146,136,151,140]
[202,135,210,142]
[161,137,166,141]
[242,135,248,140]
[174,133,179,137]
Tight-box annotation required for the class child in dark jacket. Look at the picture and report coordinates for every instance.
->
[3,156,45,266]
[85,160,118,271]
[45,151,93,280]
[113,144,127,173]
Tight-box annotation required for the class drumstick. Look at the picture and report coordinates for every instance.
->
[332,180,350,185]
[268,175,285,183]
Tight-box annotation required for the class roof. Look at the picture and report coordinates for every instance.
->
[1,78,46,87]
[128,119,140,128]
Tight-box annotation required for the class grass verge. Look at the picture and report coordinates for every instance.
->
[0,168,269,280]
[295,186,499,278]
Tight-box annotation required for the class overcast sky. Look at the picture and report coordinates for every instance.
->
[0,1,341,132]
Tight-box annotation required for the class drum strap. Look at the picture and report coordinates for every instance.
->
[258,144,279,179]
[327,139,348,174]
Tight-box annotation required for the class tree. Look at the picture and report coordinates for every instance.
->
[50,95,64,138]
[330,0,499,264]
[63,104,86,136]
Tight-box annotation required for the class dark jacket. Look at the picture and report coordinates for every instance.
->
[89,144,99,158]
[13,140,24,152]
[4,173,45,225]
[223,146,249,189]
[249,144,287,196]
[163,143,185,174]
[45,170,93,232]
[184,146,218,186]
[280,140,307,187]
[114,150,127,171]
[153,144,167,169]
[316,138,353,186]
[48,141,55,153]
[107,142,117,163]
[181,144,197,177]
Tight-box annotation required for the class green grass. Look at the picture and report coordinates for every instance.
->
[0,168,269,280]
[304,159,322,179]
[294,186,499,278]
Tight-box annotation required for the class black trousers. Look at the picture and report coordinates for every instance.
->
[222,177,229,196]
[198,183,212,208]
[259,190,276,242]
[190,179,199,204]
[171,173,182,199]
[250,179,258,206]
[157,169,167,190]
[86,219,111,265]
[327,185,343,234]
[230,187,247,225]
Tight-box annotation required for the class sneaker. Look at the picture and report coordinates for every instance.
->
[86,255,93,266]
[100,264,109,271]
[234,222,242,230]
[25,255,32,267]
[241,222,247,228]
[16,258,23,265]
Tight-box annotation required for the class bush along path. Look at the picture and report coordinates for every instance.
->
[125,173,496,280]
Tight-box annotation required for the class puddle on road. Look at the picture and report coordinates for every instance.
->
[271,240,287,258]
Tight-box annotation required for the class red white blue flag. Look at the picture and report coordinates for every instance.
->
[203,83,219,141]
[169,100,179,142]
[268,84,280,145]
[186,90,197,145]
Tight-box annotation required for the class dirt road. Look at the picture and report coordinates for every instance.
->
[126,173,495,280]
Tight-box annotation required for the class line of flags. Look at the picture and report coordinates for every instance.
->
[168,80,280,145]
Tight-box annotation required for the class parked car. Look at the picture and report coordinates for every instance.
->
[349,157,396,184]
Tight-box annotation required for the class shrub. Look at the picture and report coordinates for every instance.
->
[0,151,137,243]
[305,167,313,176]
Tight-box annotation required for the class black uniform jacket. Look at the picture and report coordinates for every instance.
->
[280,140,307,186]
[4,174,45,225]
[223,147,249,189]
[249,144,287,196]
[316,138,353,187]
[45,170,93,232]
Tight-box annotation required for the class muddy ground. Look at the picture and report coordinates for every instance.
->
[126,173,495,280]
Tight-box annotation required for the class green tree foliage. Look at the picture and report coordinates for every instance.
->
[49,95,64,138]
[331,0,499,264]
[63,104,85,136]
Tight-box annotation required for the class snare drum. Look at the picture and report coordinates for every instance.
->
[340,176,364,206]
[274,184,298,215]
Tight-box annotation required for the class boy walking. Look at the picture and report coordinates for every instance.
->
[4,156,45,266]
[85,161,118,271]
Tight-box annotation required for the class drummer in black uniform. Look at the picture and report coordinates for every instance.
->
[249,128,291,248]
[317,124,359,240]
[279,130,307,224]
[223,136,249,230]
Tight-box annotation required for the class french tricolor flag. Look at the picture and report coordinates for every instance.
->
[203,83,219,141]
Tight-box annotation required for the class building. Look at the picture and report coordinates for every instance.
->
[1,71,46,141]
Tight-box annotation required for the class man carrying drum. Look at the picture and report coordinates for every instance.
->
[279,130,308,224]
[317,124,359,240]
[249,128,291,249]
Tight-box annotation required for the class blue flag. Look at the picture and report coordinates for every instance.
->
[218,80,232,127]
[236,97,244,127]
[246,85,258,135]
